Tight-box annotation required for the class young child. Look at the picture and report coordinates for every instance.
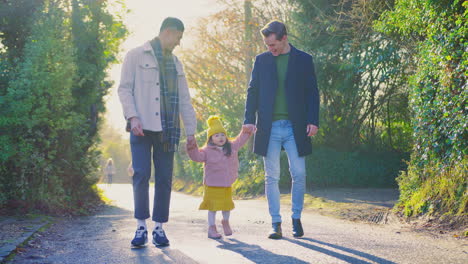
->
[186,116,252,239]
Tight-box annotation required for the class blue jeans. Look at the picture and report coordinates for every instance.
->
[130,131,174,222]
[264,120,306,223]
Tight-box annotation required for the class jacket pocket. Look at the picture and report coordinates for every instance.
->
[139,62,158,83]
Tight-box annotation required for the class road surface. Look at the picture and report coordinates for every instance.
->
[10,184,467,263]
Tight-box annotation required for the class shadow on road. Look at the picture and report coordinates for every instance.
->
[161,248,199,264]
[129,248,176,264]
[216,238,309,264]
[284,237,396,264]
[130,246,199,264]
[103,204,199,264]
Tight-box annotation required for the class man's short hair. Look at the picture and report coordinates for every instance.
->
[261,21,287,40]
[160,17,185,33]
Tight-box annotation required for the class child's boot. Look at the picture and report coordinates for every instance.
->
[221,219,232,236]
[208,225,222,239]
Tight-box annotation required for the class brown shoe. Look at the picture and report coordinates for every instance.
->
[268,222,282,239]
[208,225,222,239]
[221,220,233,236]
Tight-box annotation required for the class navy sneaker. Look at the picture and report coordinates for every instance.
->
[131,226,148,247]
[152,228,170,247]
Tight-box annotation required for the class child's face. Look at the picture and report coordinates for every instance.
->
[211,133,227,147]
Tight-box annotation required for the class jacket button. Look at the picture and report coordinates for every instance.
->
[155,112,159,116]
[155,97,159,101]
[156,82,160,86]
[145,64,149,67]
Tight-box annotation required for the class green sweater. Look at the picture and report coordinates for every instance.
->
[273,53,290,121]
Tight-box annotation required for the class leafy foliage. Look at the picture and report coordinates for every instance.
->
[0,0,127,213]
[291,0,412,151]
[1,1,77,211]
[0,0,44,67]
[307,147,408,188]
[377,0,467,216]
[181,0,290,133]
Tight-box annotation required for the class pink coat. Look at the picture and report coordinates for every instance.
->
[186,131,251,187]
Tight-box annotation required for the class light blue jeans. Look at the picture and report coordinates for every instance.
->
[264,120,306,223]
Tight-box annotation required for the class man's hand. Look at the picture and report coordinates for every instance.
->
[243,124,256,134]
[187,135,195,145]
[186,135,197,150]
[130,117,145,136]
[306,124,318,137]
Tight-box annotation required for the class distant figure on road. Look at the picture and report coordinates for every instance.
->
[243,21,320,239]
[104,158,116,185]
[186,116,252,239]
[118,17,197,248]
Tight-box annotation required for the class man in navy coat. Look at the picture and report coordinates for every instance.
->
[243,21,319,239]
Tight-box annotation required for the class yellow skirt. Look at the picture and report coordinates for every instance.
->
[199,185,235,211]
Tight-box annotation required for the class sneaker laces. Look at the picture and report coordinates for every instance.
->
[135,227,146,238]
[153,228,165,237]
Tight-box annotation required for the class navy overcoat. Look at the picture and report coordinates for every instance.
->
[243,45,319,157]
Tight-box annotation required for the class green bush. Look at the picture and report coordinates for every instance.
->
[233,153,265,197]
[175,145,406,199]
[377,0,467,216]
[0,0,127,214]
[0,2,77,211]
[305,147,407,188]
[397,159,467,216]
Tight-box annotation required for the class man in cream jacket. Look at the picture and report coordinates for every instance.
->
[118,17,196,248]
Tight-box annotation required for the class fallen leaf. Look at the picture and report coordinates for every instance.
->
[15,247,26,253]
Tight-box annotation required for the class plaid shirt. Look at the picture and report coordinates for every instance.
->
[151,38,181,151]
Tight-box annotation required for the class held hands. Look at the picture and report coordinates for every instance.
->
[307,124,318,137]
[242,124,256,134]
[187,135,195,143]
[186,135,197,150]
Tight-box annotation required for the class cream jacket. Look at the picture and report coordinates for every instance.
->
[118,41,196,135]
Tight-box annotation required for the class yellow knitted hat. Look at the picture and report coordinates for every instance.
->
[207,116,227,140]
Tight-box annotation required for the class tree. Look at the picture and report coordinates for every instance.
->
[181,0,291,132]
[291,0,412,151]
[0,0,127,213]
[377,0,467,216]
[0,0,44,66]
[0,0,78,210]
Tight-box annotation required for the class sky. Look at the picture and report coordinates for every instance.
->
[105,0,222,137]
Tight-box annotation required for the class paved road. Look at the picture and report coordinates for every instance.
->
[10,184,467,264]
